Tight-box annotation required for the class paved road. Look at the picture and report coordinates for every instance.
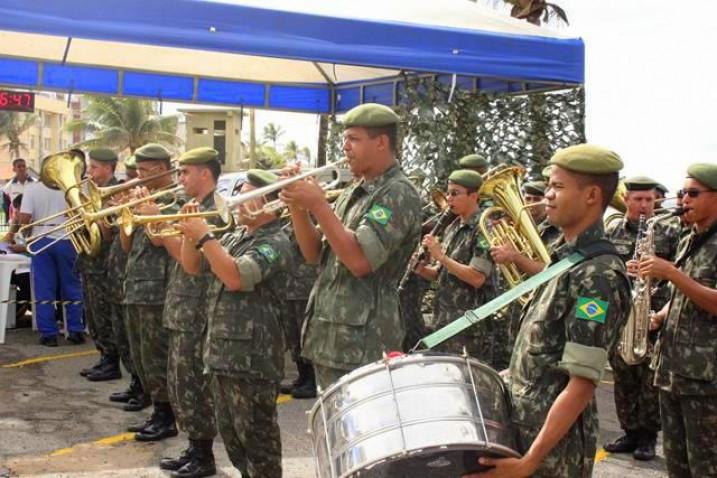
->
[0,327,668,477]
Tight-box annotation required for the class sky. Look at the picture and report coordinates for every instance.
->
[170,1,717,193]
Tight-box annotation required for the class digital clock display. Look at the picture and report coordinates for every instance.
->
[0,90,35,113]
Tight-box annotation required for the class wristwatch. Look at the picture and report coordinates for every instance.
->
[195,231,217,250]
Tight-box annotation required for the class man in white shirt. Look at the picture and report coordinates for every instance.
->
[2,158,35,221]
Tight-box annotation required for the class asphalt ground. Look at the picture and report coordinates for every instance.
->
[0,326,669,477]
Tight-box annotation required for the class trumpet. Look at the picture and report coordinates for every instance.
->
[120,206,234,237]
[84,167,178,210]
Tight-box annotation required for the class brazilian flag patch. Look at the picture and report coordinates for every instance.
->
[576,297,608,324]
[257,244,279,263]
[366,204,392,226]
[477,236,490,250]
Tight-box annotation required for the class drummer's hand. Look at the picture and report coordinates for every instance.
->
[463,456,538,478]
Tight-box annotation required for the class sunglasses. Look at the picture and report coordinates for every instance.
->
[677,188,714,198]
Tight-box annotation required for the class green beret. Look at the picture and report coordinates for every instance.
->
[124,155,137,169]
[458,154,488,170]
[522,180,547,196]
[655,183,669,195]
[247,169,278,188]
[624,176,658,192]
[135,143,171,162]
[448,169,483,190]
[342,103,399,128]
[549,144,623,175]
[541,165,553,179]
[687,162,717,190]
[178,147,219,166]
[88,148,118,163]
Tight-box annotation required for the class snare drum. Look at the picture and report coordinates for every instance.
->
[308,352,519,478]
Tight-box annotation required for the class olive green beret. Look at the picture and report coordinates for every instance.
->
[541,165,553,179]
[135,143,171,162]
[342,103,399,128]
[522,180,547,196]
[124,155,137,169]
[88,148,118,163]
[655,183,669,195]
[624,176,658,192]
[247,169,278,188]
[178,147,219,166]
[687,162,717,190]
[458,154,488,170]
[549,144,623,175]
[448,169,483,190]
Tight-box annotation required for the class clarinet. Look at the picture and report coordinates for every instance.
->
[398,208,456,293]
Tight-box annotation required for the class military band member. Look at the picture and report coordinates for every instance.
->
[280,103,422,390]
[468,145,631,478]
[78,148,122,382]
[641,163,717,478]
[459,153,489,175]
[415,170,499,366]
[124,154,138,180]
[603,176,678,460]
[156,148,224,478]
[120,143,178,442]
[179,170,292,478]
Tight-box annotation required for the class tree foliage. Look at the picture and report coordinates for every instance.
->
[0,112,37,158]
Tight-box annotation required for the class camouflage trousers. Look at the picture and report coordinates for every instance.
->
[82,273,117,356]
[284,300,307,362]
[109,301,135,375]
[125,304,169,402]
[398,275,430,351]
[314,364,351,391]
[609,352,661,433]
[167,330,216,440]
[660,389,717,477]
[212,375,282,478]
[516,416,596,478]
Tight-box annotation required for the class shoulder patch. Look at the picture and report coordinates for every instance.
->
[576,296,608,324]
[477,236,490,250]
[256,243,279,263]
[366,204,393,226]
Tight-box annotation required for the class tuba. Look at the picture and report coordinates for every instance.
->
[478,165,551,290]
[22,150,102,256]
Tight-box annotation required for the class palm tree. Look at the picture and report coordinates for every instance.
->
[262,122,285,149]
[283,140,299,161]
[299,146,312,164]
[0,112,37,158]
[65,96,182,154]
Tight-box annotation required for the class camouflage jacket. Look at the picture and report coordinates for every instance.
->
[606,215,679,309]
[124,194,181,305]
[76,176,119,275]
[283,222,318,301]
[303,164,422,370]
[654,220,717,395]
[204,220,292,383]
[164,190,227,333]
[509,221,631,431]
[538,218,561,249]
[431,210,494,331]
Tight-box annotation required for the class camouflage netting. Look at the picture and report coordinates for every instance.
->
[326,77,585,195]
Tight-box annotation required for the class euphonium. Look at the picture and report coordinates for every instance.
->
[478,165,550,290]
[618,214,652,365]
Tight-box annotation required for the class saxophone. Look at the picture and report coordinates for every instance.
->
[618,214,654,365]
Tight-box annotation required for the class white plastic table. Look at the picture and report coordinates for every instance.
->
[0,253,32,344]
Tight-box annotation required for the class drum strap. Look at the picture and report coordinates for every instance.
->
[419,251,587,349]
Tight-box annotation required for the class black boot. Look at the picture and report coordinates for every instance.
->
[80,354,106,377]
[110,375,142,403]
[604,430,641,453]
[633,430,657,461]
[135,402,178,442]
[160,442,196,471]
[87,354,122,381]
[124,393,151,412]
[171,439,216,478]
[279,360,306,395]
[291,362,316,399]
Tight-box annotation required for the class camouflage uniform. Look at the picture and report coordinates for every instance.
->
[302,165,422,389]
[606,216,679,438]
[509,221,630,477]
[205,221,292,478]
[165,192,220,441]
[124,195,178,402]
[430,210,499,367]
[653,221,717,477]
[107,228,134,374]
[77,176,120,356]
[538,217,561,250]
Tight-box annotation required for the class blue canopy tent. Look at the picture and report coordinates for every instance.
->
[0,0,583,113]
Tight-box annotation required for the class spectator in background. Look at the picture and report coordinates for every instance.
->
[2,158,35,222]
